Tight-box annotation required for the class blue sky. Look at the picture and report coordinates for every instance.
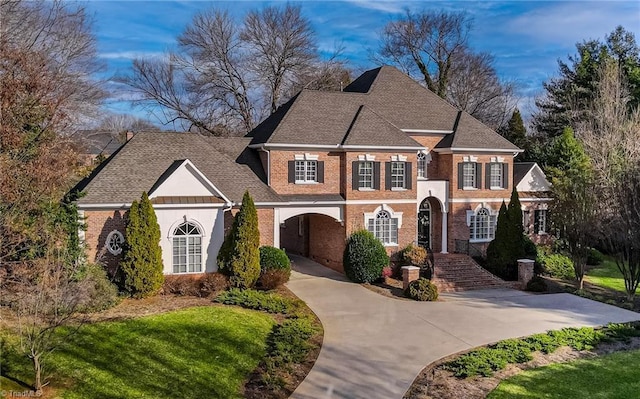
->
[85,0,640,124]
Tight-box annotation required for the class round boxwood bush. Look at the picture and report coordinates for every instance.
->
[539,253,575,280]
[259,246,291,272]
[525,275,548,292]
[405,278,438,301]
[587,248,604,266]
[343,229,389,283]
[401,243,428,266]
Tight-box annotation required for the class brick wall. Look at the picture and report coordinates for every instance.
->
[223,207,274,247]
[344,151,418,201]
[84,209,127,274]
[268,150,341,194]
[308,214,346,272]
[407,134,446,150]
[448,153,514,199]
[280,215,308,255]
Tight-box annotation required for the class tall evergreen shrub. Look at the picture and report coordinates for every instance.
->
[343,229,389,283]
[121,192,164,298]
[218,191,261,288]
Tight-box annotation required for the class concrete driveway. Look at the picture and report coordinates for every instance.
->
[285,255,640,399]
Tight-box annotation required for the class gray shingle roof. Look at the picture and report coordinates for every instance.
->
[77,132,281,204]
[342,105,422,148]
[248,65,517,151]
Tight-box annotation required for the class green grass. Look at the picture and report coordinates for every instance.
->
[585,258,627,293]
[488,349,640,399]
[2,306,274,399]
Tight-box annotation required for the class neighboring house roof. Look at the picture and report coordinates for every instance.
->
[248,65,519,151]
[514,162,552,192]
[76,132,281,205]
[77,130,124,156]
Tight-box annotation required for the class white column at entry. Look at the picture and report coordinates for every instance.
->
[441,210,448,254]
[273,208,280,248]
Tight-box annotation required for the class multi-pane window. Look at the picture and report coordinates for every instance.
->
[534,210,548,234]
[172,222,202,273]
[490,163,503,188]
[417,152,427,179]
[391,161,405,188]
[469,208,497,241]
[462,162,476,188]
[359,161,374,189]
[368,211,398,245]
[523,210,531,234]
[295,160,317,183]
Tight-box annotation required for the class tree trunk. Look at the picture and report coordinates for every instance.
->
[32,353,42,392]
[578,275,584,290]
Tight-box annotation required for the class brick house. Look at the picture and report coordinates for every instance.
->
[76,66,550,275]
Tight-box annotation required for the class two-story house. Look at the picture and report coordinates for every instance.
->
[76,66,550,277]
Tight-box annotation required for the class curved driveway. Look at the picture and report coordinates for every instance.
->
[285,255,640,399]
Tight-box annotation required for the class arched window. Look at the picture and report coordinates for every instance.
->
[417,152,428,179]
[172,222,202,273]
[367,210,398,245]
[469,208,496,241]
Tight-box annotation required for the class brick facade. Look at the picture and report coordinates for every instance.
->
[84,209,127,275]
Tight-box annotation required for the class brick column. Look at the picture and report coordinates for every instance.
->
[402,266,420,290]
[517,259,535,287]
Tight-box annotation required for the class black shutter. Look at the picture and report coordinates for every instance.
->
[475,163,482,188]
[485,163,491,189]
[317,161,324,183]
[352,161,359,190]
[534,210,540,234]
[373,162,381,190]
[385,162,392,190]
[457,163,464,189]
[288,161,295,183]
[503,163,509,189]
[405,162,412,189]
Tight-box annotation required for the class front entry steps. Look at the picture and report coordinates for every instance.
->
[431,253,512,292]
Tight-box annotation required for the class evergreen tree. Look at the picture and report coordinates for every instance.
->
[121,192,164,298]
[486,201,511,277]
[217,191,261,288]
[506,187,526,260]
[499,108,528,149]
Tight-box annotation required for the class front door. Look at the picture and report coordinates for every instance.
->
[418,199,431,249]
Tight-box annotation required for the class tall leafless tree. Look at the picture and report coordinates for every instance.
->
[375,9,517,129]
[120,4,336,136]
[578,61,640,300]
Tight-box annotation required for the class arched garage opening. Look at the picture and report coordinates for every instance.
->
[280,213,346,273]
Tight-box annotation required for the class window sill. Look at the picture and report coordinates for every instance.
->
[490,186,506,190]
[417,177,428,181]
[391,187,407,191]
[294,181,319,185]
[469,238,493,243]
[383,243,399,247]
[462,187,478,190]
[169,271,204,275]
[358,187,376,191]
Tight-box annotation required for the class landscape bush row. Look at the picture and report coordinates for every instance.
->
[444,323,640,378]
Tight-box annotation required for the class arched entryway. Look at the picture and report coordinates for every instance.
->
[418,198,431,249]
[279,213,346,273]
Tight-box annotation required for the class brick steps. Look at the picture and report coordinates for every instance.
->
[430,253,510,293]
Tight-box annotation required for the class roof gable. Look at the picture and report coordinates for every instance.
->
[148,159,230,202]
[342,105,422,148]
[514,162,551,192]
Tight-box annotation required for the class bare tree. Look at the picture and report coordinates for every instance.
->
[446,51,518,129]
[241,4,317,113]
[375,9,516,129]
[120,4,327,136]
[578,61,640,300]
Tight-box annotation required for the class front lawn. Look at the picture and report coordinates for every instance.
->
[488,349,640,399]
[2,306,274,399]
[585,257,627,293]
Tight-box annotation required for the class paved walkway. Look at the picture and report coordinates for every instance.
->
[285,255,640,399]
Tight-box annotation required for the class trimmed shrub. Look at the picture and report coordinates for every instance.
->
[405,278,438,301]
[77,263,119,312]
[587,248,605,266]
[121,192,164,298]
[265,317,317,368]
[343,229,389,283]
[218,191,261,288]
[259,269,290,290]
[215,288,304,315]
[162,275,200,296]
[523,235,538,258]
[198,273,229,297]
[525,275,548,292]
[400,244,428,266]
[259,246,291,271]
[539,253,574,279]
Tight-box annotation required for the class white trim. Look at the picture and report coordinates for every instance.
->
[255,198,417,206]
[463,155,478,163]
[490,156,505,163]
[342,145,425,151]
[168,218,207,238]
[248,143,426,151]
[106,230,124,255]
[249,143,339,150]
[364,204,403,229]
[391,154,408,162]
[401,129,453,134]
[357,154,376,161]
[449,197,552,203]
[433,147,524,154]
[294,153,319,161]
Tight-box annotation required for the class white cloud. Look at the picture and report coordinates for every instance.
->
[343,0,407,14]
[98,51,165,60]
